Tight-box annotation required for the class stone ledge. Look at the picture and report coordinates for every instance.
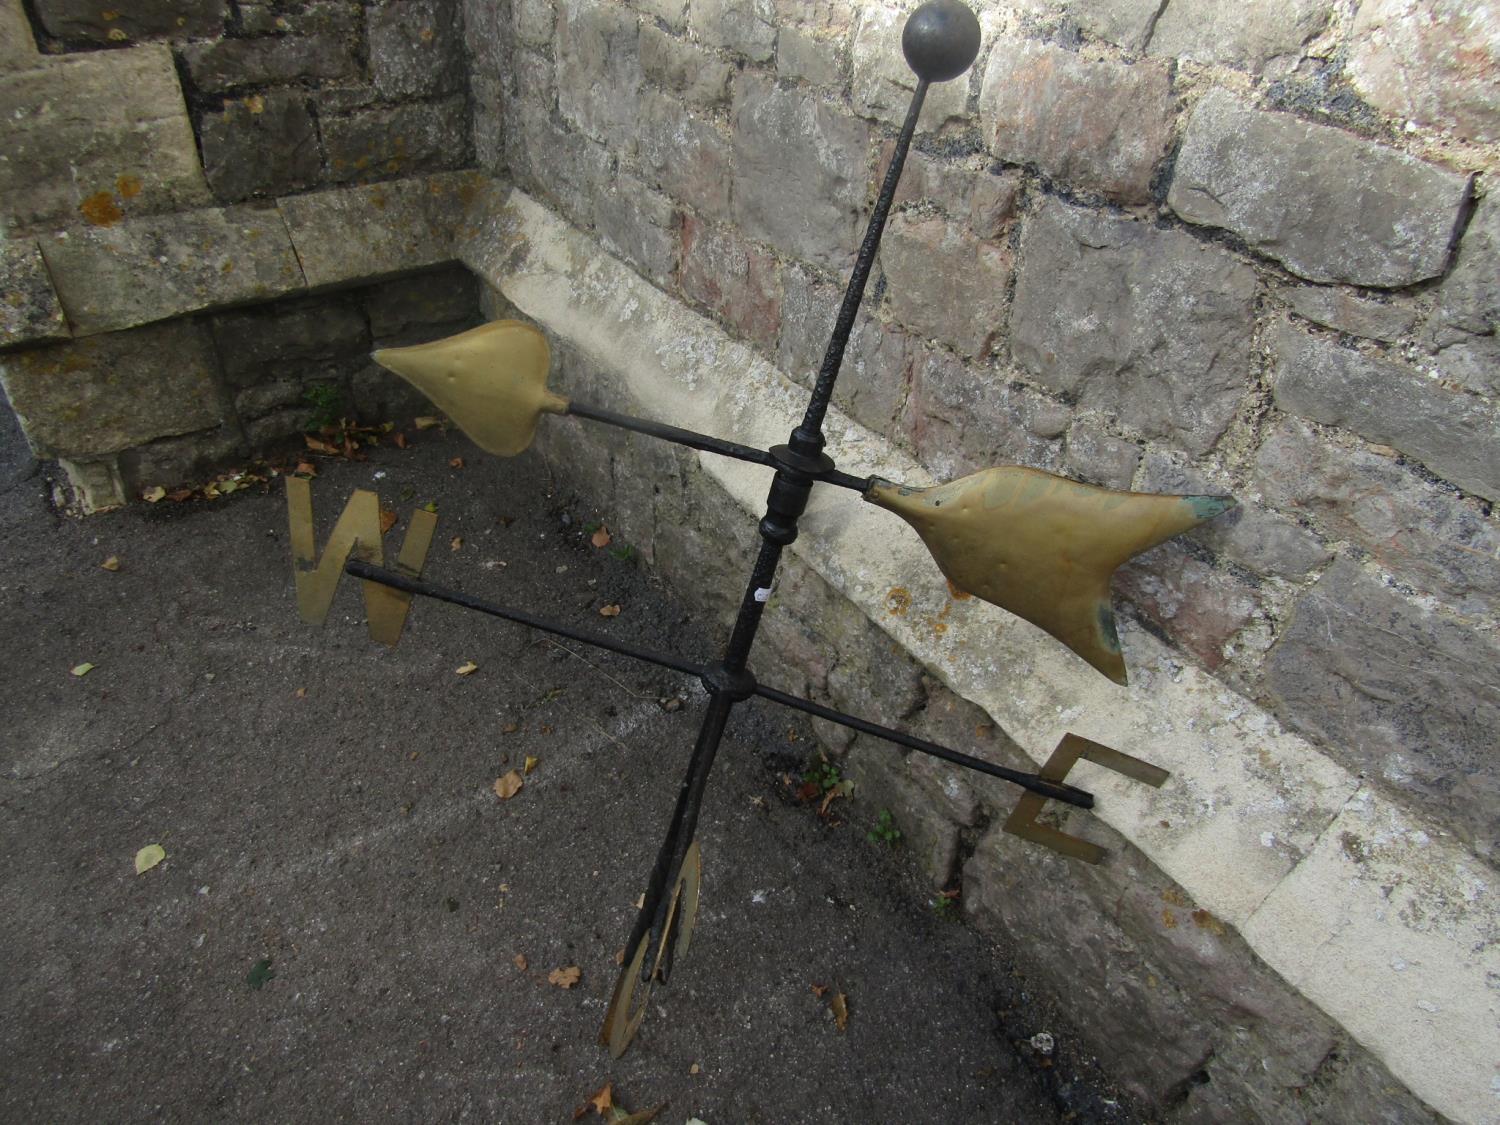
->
[463,185,1496,1124]
[1,172,482,349]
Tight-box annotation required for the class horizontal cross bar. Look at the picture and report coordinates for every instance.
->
[566,400,871,492]
[346,560,1093,808]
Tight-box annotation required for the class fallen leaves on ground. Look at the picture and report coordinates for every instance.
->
[573,1082,664,1123]
[831,991,849,1032]
[142,486,167,503]
[591,525,612,548]
[294,460,318,476]
[493,771,523,800]
[100,556,120,571]
[450,536,463,551]
[414,416,442,430]
[71,662,95,677]
[246,957,275,990]
[380,508,399,534]
[392,431,409,449]
[590,1084,614,1114]
[810,983,829,998]
[456,661,479,676]
[513,953,527,971]
[548,965,581,988]
[294,687,307,699]
[449,456,465,469]
[502,722,519,734]
[523,755,539,774]
[599,604,622,617]
[134,844,165,874]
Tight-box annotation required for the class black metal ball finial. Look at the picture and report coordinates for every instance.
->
[902,0,982,83]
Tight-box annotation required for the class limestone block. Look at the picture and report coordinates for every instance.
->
[1241,787,1499,1125]
[1348,0,1500,143]
[639,23,733,107]
[470,73,506,174]
[639,92,733,220]
[595,175,679,289]
[119,426,248,493]
[1432,334,1500,397]
[1269,318,1499,502]
[278,172,482,289]
[364,266,479,341]
[979,39,1173,205]
[852,5,970,129]
[679,217,782,353]
[179,25,358,92]
[1138,450,1332,582]
[901,345,1066,480]
[1168,91,1470,287]
[1115,542,1260,672]
[56,458,128,514]
[879,213,1012,358]
[1430,192,1499,340]
[732,75,870,271]
[556,0,643,152]
[1007,0,1160,53]
[351,361,435,423]
[503,102,613,231]
[31,0,226,44]
[210,294,368,387]
[0,46,210,232]
[1275,283,1418,343]
[513,0,555,46]
[1265,560,1500,859]
[322,96,470,183]
[1147,0,1328,73]
[1,0,38,68]
[199,92,321,202]
[1254,418,1500,615]
[0,240,67,349]
[369,0,463,99]
[38,205,304,336]
[1010,198,1256,455]
[1062,417,1138,489]
[776,26,842,87]
[0,321,225,458]
[688,0,774,62]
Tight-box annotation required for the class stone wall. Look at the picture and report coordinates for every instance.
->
[462,1,1498,1121]
[0,0,481,509]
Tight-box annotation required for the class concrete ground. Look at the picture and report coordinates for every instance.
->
[0,403,1143,1123]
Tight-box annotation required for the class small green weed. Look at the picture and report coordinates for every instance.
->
[930,889,959,920]
[303,383,344,431]
[867,808,902,846]
[803,759,842,794]
[607,543,636,562]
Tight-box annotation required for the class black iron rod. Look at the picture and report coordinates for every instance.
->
[791,78,930,457]
[344,559,707,678]
[567,401,777,470]
[753,684,1094,810]
[566,400,872,493]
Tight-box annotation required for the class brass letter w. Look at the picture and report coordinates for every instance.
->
[285,475,437,645]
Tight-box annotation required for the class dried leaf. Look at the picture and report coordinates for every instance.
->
[142,486,167,503]
[71,662,95,677]
[449,456,465,469]
[590,1083,613,1114]
[450,536,463,551]
[615,1105,665,1125]
[456,661,479,676]
[493,770,523,800]
[523,755,539,775]
[502,722,519,734]
[101,556,120,571]
[689,1062,701,1075]
[294,687,307,699]
[599,604,622,617]
[380,508,398,535]
[414,415,441,430]
[810,983,828,998]
[392,432,409,449]
[166,488,195,502]
[513,953,527,970]
[303,434,339,455]
[295,460,318,476]
[547,965,581,988]
[590,525,612,548]
[614,947,625,966]
[134,844,165,874]
[831,991,849,1032]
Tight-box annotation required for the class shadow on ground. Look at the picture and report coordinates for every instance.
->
[0,408,1142,1123]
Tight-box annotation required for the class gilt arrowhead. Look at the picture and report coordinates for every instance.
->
[372,320,566,457]
[866,466,1234,684]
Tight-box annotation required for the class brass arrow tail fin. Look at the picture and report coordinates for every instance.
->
[866,466,1234,684]
[372,320,567,457]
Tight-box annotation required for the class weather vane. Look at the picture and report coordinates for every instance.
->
[287,0,1233,1057]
